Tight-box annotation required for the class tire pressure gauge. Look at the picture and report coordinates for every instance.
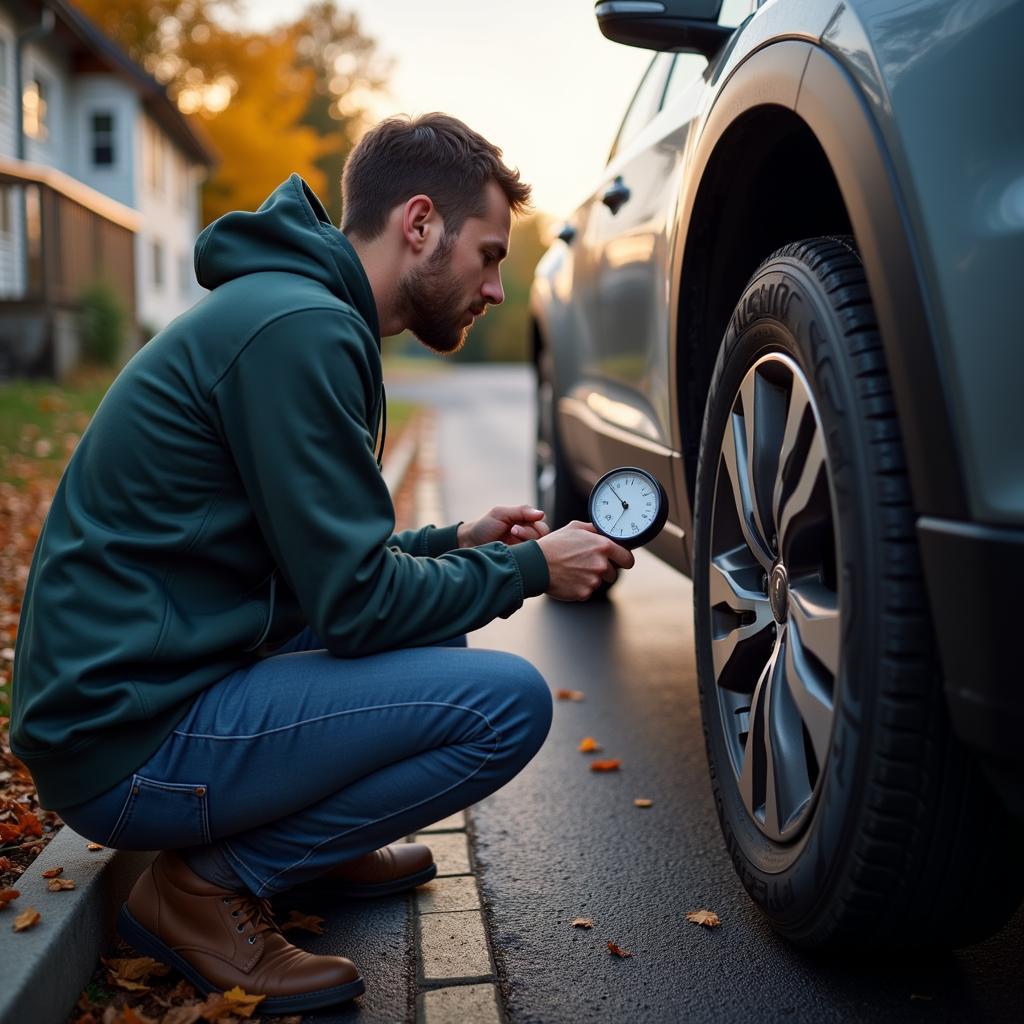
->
[588,466,669,549]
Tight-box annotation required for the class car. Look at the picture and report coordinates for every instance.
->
[530,0,1024,950]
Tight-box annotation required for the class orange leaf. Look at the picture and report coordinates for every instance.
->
[12,906,40,931]
[15,810,42,838]
[590,759,621,772]
[121,1007,158,1024]
[0,856,13,871]
[41,866,64,878]
[571,917,593,928]
[633,798,653,808]
[103,955,171,983]
[555,689,584,701]
[0,823,21,841]
[607,940,633,957]
[197,986,266,1020]
[47,878,76,891]
[86,843,103,851]
[578,737,601,753]
[686,909,721,928]
[0,888,20,904]
[279,910,324,935]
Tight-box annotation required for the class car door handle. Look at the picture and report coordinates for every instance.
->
[601,176,631,214]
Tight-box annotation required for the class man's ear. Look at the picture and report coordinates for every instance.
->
[402,194,436,254]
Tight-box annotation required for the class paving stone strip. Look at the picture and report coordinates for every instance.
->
[408,420,504,1024]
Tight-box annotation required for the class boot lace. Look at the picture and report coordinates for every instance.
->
[222,893,280,942]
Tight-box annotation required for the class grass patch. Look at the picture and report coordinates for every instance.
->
[0,367,117,487]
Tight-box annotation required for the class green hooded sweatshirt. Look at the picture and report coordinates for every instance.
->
[10,174,550,811]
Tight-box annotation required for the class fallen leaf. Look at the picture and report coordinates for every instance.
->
[15,810,42,838]
[578,737,601,753]
[103,955,171,983]
[555,689,584,701]
[197,985,266,1020]
[279,910,325,935]
[571,917,593,928]
[110,978,151,993]
[607,940,633,957]
[0,856,13,871]
[87,843,103,851]
[120,1007,158,1024]
[633,798,653,808]
[0,887,20,909]
[686,909,721,928]
[41,866,64,878]
[47,877,76,891]
[161,1008,202,1024]
[590,759,621,772]
[12,906,40,931]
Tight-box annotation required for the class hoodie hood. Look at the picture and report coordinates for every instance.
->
[194,174,380,340]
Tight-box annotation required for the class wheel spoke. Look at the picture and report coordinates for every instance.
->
[776,425,826,552]
[764,636,814,837]
[771,381,811,529]
[789,581,840,677]
[709,556,774,684]
[783,616,834,770]
[720,410,774,570]
[737,655,772,823]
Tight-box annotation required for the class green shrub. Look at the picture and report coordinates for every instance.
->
[78,281,126,367]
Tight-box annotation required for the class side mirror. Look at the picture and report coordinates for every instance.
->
[595,0,734,59]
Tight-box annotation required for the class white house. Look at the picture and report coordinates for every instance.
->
[0,0,215,377]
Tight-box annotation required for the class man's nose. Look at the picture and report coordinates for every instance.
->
[482,274,504,306]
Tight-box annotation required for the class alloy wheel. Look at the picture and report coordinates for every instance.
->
[708,352,840,842]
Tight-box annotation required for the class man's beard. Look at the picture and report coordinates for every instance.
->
[398,232,473,355]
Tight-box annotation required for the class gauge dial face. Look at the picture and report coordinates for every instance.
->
[589,468,665,546]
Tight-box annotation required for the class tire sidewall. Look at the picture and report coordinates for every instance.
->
[693,257,881,939]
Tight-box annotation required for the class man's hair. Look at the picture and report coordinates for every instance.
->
[340,112,532,240]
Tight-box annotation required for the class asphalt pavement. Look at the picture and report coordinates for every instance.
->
[387,362,1024,1024]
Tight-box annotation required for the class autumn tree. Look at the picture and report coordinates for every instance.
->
[73,0,387,225]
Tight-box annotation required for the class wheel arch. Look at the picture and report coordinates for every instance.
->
[671,40,967,531]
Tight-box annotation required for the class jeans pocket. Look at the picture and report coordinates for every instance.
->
[107,774,212,850]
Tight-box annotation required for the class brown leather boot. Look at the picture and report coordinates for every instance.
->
[315,841,437,898]
[118,851,364,1013]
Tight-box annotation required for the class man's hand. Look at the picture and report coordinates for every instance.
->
[457,505,552,548]
[536,521,635,601]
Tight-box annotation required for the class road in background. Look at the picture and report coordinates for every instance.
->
[386,362,1024,1024]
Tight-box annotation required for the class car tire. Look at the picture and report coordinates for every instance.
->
[692,236,1024,949]
[535,341,589,528]
[535,339,616,599]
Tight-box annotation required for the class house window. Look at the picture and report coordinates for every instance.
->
[23,76,49,141]
[91,112,115,166]
[179,251,192,297]
[152,240,164,289]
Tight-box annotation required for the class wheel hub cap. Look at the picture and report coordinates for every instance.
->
[768,563,789,623]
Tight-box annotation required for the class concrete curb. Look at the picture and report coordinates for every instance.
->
[0,427,422,1024]
[0,828,155,1024]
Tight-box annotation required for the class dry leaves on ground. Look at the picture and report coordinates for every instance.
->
[577,737,601,753]
[555,689,585,701]
[607,940,633,957]
[633,798,653,808]
[278,909,325,935]
[103,955,172,993]
[0,885,19,908]
[589,759,622,772]
[47,876,76,891]
[41,865,64,878]
[686,909,721,928]
[571,917,594,928]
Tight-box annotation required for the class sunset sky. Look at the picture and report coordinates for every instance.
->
[237,0,653,219]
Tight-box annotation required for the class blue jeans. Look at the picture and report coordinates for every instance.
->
[59,628,552,897]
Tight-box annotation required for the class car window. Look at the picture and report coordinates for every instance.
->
[719,0,757,27]
[661,52,709,112]
[607,52,674,164]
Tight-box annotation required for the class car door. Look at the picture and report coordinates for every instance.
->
[560,52,707,496]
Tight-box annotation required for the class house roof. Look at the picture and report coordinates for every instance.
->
[20,0,217,167]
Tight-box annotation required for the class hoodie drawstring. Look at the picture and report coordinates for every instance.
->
[375,384,387,470]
